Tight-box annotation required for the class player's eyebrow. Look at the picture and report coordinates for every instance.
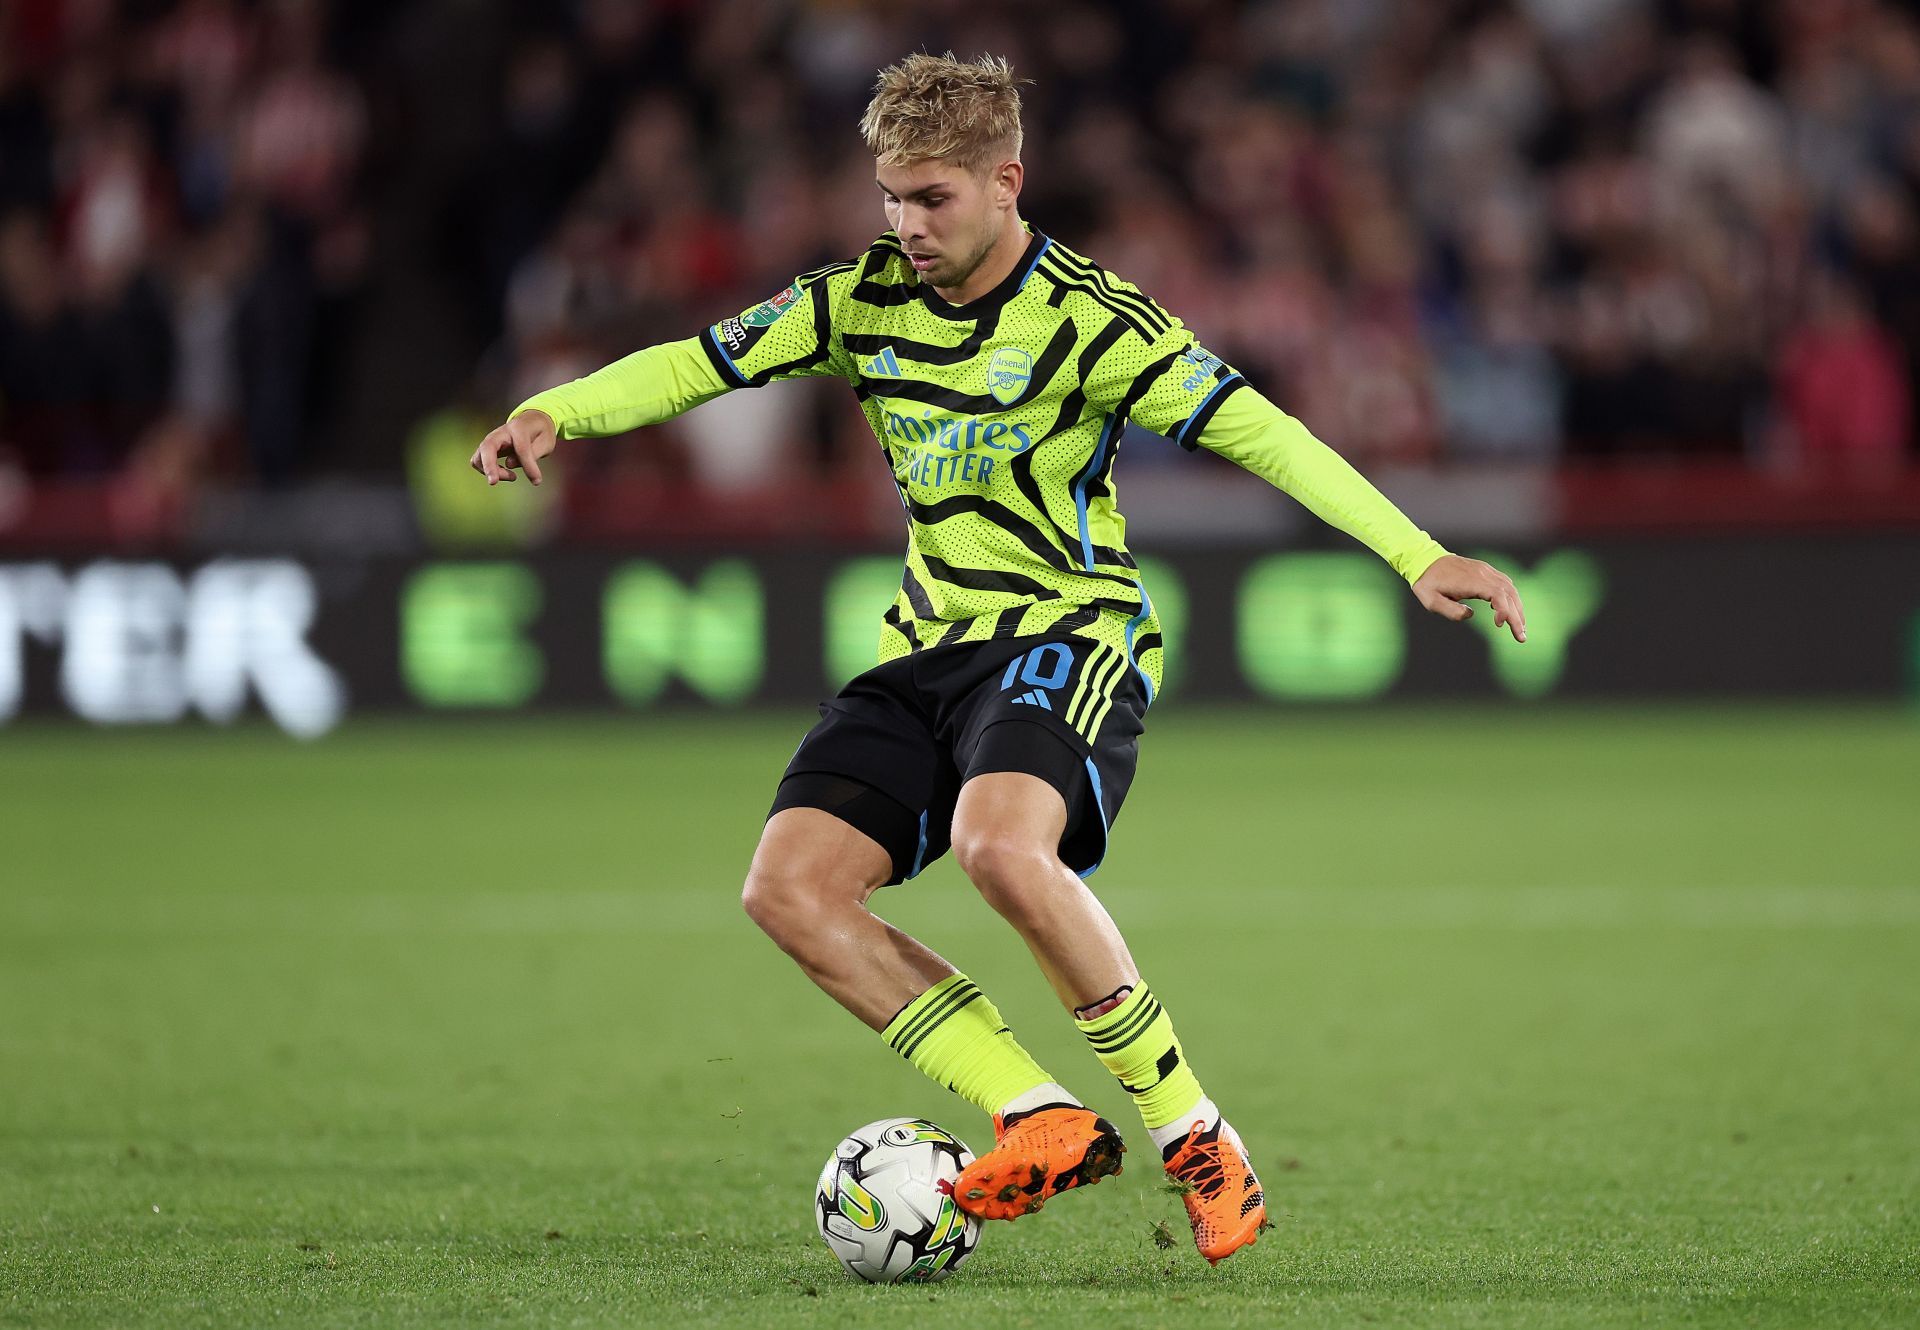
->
[876,179,952,200]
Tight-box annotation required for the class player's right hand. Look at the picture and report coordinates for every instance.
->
[1412,554,1527,642]
[470,409,556,486]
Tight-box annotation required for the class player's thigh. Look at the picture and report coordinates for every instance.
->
[764,660,958,888]
[950,638,1149,878]
[746,803,895,912]
[948,764,1071,882]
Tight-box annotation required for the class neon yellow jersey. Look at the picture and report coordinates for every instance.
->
[517,228,1449,697]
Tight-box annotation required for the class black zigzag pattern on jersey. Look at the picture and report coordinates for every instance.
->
[881,601,918,652]
[842,302,1003,368]
[907,492,1071,568]
[900,562,939,621]
[916,553,1058,602]
[1066,417,1118,568]
[1043,248,1174,338]
[1005,443,1078,556]
[998,410,1106,565]
[1012,316,1132,563]
[850,281,917,309]
[1010,317,1139,570]
[1004,432,1133,572]
[1069,424,1142,570]
[1117,349,1186,420]
[851,236,916,308]
[1087,456,1116,508]
[862,320,1079,415]
[988,605,1029,638]
[801,258,860,286]
[1037,256,1177,344]
[906,491,1140,589]
[716,259,855,377]
[1078,375,1133,513]
[1037,259,1154,341]
[1037,317,1129,443]
[727,269,858,387]
[916,554,1143,614]
[1046,246,1173,333]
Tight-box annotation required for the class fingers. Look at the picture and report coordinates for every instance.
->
[513,413,553,486]
[1493,585,1528,643]
[472,417,550,487]
[1478,565,1526,643]
[1417,559,1523,637]
[470,425,546,486]
[471,427,508,485]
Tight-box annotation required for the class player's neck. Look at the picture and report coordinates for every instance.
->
[932,214,1030,306]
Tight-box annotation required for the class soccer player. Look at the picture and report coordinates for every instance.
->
[472,53,1526,1264]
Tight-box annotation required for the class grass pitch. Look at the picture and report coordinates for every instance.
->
[2,705,1916,1328]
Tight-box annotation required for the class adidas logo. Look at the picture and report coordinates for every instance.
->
[861,347,904,378]
[1009,689,1052,711]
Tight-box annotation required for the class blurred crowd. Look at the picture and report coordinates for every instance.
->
[3,0,1918,503]
[0,0,373,499]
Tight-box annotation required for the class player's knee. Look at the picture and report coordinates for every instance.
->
[740,862,811,941]
[741,851,860,945]
[952,830,1055,924]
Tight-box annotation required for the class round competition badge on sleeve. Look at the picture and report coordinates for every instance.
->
[743,281,805,327]
[986,347,1033,406]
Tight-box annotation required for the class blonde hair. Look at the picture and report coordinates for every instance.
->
[859,52,1025,171]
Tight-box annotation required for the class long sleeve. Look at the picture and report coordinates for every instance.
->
[512,337,734,440]
[1200,387,1449,584]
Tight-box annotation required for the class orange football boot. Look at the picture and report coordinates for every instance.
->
[950,1103,1126,1220]
[1163,1117,1266,1264]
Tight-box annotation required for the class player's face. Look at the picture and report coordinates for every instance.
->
[876,158,1012,291]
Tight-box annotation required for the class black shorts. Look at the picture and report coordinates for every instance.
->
[768,633,1150,885]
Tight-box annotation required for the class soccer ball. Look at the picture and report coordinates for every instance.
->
[814,1117,982,1283]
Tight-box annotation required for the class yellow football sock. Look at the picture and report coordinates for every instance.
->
[881,973,1052,1116]
[1074,984,1204,1130]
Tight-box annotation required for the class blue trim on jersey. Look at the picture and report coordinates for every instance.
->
[908,809,930,880]
[1076,756,1111,880]
[1124,581,1157,704]
[705,325,747,388]
[1171,374,1243,448]
[1017,236,1054,289]
[1075,414,1119,570]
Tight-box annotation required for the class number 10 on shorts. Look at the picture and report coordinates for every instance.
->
[1001,643,1073,698]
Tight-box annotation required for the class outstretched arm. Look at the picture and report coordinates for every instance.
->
[470,336,732,486]
[473,262,858,487]
[1201,387,1527,642]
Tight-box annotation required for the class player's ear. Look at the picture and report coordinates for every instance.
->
[993,158,1022,208]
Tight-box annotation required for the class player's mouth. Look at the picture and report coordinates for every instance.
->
[907,252,936,272]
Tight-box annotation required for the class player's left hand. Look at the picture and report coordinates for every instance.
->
[470,408,556,486]
[1412,555,1527,643]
